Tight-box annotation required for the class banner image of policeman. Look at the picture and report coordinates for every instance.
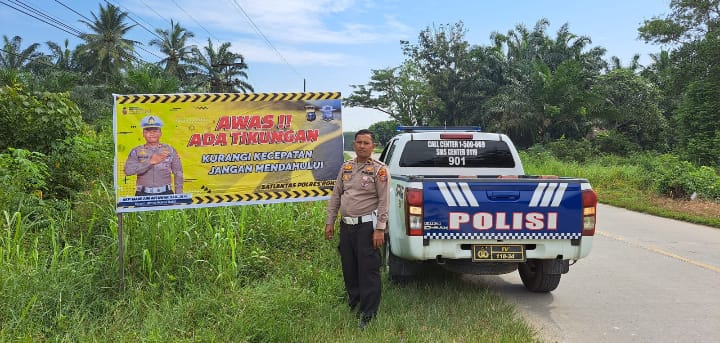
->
[123,115,184,196]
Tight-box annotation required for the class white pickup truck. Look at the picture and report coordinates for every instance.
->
[378,127,598,292]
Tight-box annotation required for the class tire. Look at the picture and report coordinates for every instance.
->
[384,237,420,284]
[518,260,561,292]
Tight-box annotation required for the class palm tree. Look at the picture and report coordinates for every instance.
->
[46,39,76,71]
[0,35,42,70]
[76,3,137,83]
[149,19,195,84]
[609,54,642,72]
[190,38,253,93]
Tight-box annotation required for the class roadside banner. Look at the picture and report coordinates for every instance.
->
[113,92,343,213]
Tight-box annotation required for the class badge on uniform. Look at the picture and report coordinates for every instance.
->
[378,167,388,182]
[342,163,353,181]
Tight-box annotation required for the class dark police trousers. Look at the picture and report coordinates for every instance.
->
[339,221,381,317]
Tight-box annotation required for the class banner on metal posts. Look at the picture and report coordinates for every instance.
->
[113,92,343,213]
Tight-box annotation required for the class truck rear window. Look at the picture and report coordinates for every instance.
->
[398,140,515,168]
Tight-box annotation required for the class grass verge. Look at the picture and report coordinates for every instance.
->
[0,198,537,342]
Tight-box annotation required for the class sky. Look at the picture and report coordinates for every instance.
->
[0,0,672,131]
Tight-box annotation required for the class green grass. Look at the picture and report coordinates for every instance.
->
[522,152,720,228]
[5,152,715,342]
[0,191,537,342]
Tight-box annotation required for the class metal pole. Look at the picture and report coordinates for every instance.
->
[118,212,125,290]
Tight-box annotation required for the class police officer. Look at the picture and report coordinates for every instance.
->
[324,129,390,329]
[124,115,184,196]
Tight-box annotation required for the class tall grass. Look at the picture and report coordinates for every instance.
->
[522,151,720,228]
[0,183,537,342]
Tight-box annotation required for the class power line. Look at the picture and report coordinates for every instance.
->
[139,0,169,24]
[3,0,159,65]
[134,1,204,50]
[0,0,82,38]
[10,0,83,37]
[170,0,220,43]
[103,0,164,42]
[55,0,163,63]
[228,0,303,79]
[53,0,91,22]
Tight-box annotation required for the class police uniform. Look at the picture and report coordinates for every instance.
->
[123,116,184,196]
[325,157,390,321]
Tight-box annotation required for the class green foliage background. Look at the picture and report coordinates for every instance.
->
[2,1,720,341]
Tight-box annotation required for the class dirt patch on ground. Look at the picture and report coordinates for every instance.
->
[649,197,720,218]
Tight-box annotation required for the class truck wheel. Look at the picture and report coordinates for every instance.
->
[387,251,415,284]
[384,238,418,284]
[518,260,561,292]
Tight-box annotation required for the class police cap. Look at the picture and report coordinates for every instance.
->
[140,115,163,129]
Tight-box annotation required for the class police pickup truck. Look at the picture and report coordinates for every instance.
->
[379,127,598,292]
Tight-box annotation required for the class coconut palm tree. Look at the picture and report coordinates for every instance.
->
[190,38,253,93]
[0,35,42,70]
[46,39,77,71]
[76,3,138,83]
[149,19,195,84]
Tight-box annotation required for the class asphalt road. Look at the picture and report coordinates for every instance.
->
[464,203,720,343]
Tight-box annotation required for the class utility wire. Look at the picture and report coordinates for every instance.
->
[170,0,220,43]
[11,0,83,37]
[228,0,303,79]
[134,1,203,50]
[0,0,81,38]
[53,0,91,22]
[103,0,164,42]
[140,0,169,24]
[3,0,158,65]
[54,0,162,63]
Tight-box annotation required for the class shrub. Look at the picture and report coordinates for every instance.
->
[591,129,640,156]
[687,166,720,200]
[0,86,85,155]
[0,148,48,210]
[647,154,720,200]
[543,137,596,162]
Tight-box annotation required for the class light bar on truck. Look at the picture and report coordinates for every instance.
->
[396,126,482,132]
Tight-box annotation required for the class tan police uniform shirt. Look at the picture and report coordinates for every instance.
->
[124,143,184,193]
[326,158,390,231]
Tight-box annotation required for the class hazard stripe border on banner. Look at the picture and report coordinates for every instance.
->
[191,188,332,204]
[116,92,342,105]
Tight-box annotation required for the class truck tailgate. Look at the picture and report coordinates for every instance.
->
[422,179,584,240]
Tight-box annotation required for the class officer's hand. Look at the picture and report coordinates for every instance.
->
[149,151,168,165]
[324,224,335,240]
[372,229,385,249]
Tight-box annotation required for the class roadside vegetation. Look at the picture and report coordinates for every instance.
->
[2,1,720,342]
[522,150,720,228]
[1,149,717,341]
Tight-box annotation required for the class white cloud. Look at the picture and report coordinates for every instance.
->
[126,0,410,67]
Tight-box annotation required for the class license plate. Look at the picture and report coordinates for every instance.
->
[471,244,526,262]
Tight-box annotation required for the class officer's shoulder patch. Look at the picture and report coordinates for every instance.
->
[378,167,388,182]
[343,163,353,170]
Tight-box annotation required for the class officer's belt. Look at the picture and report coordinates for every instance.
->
[341,214,373,225]
[142,185,172,194]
